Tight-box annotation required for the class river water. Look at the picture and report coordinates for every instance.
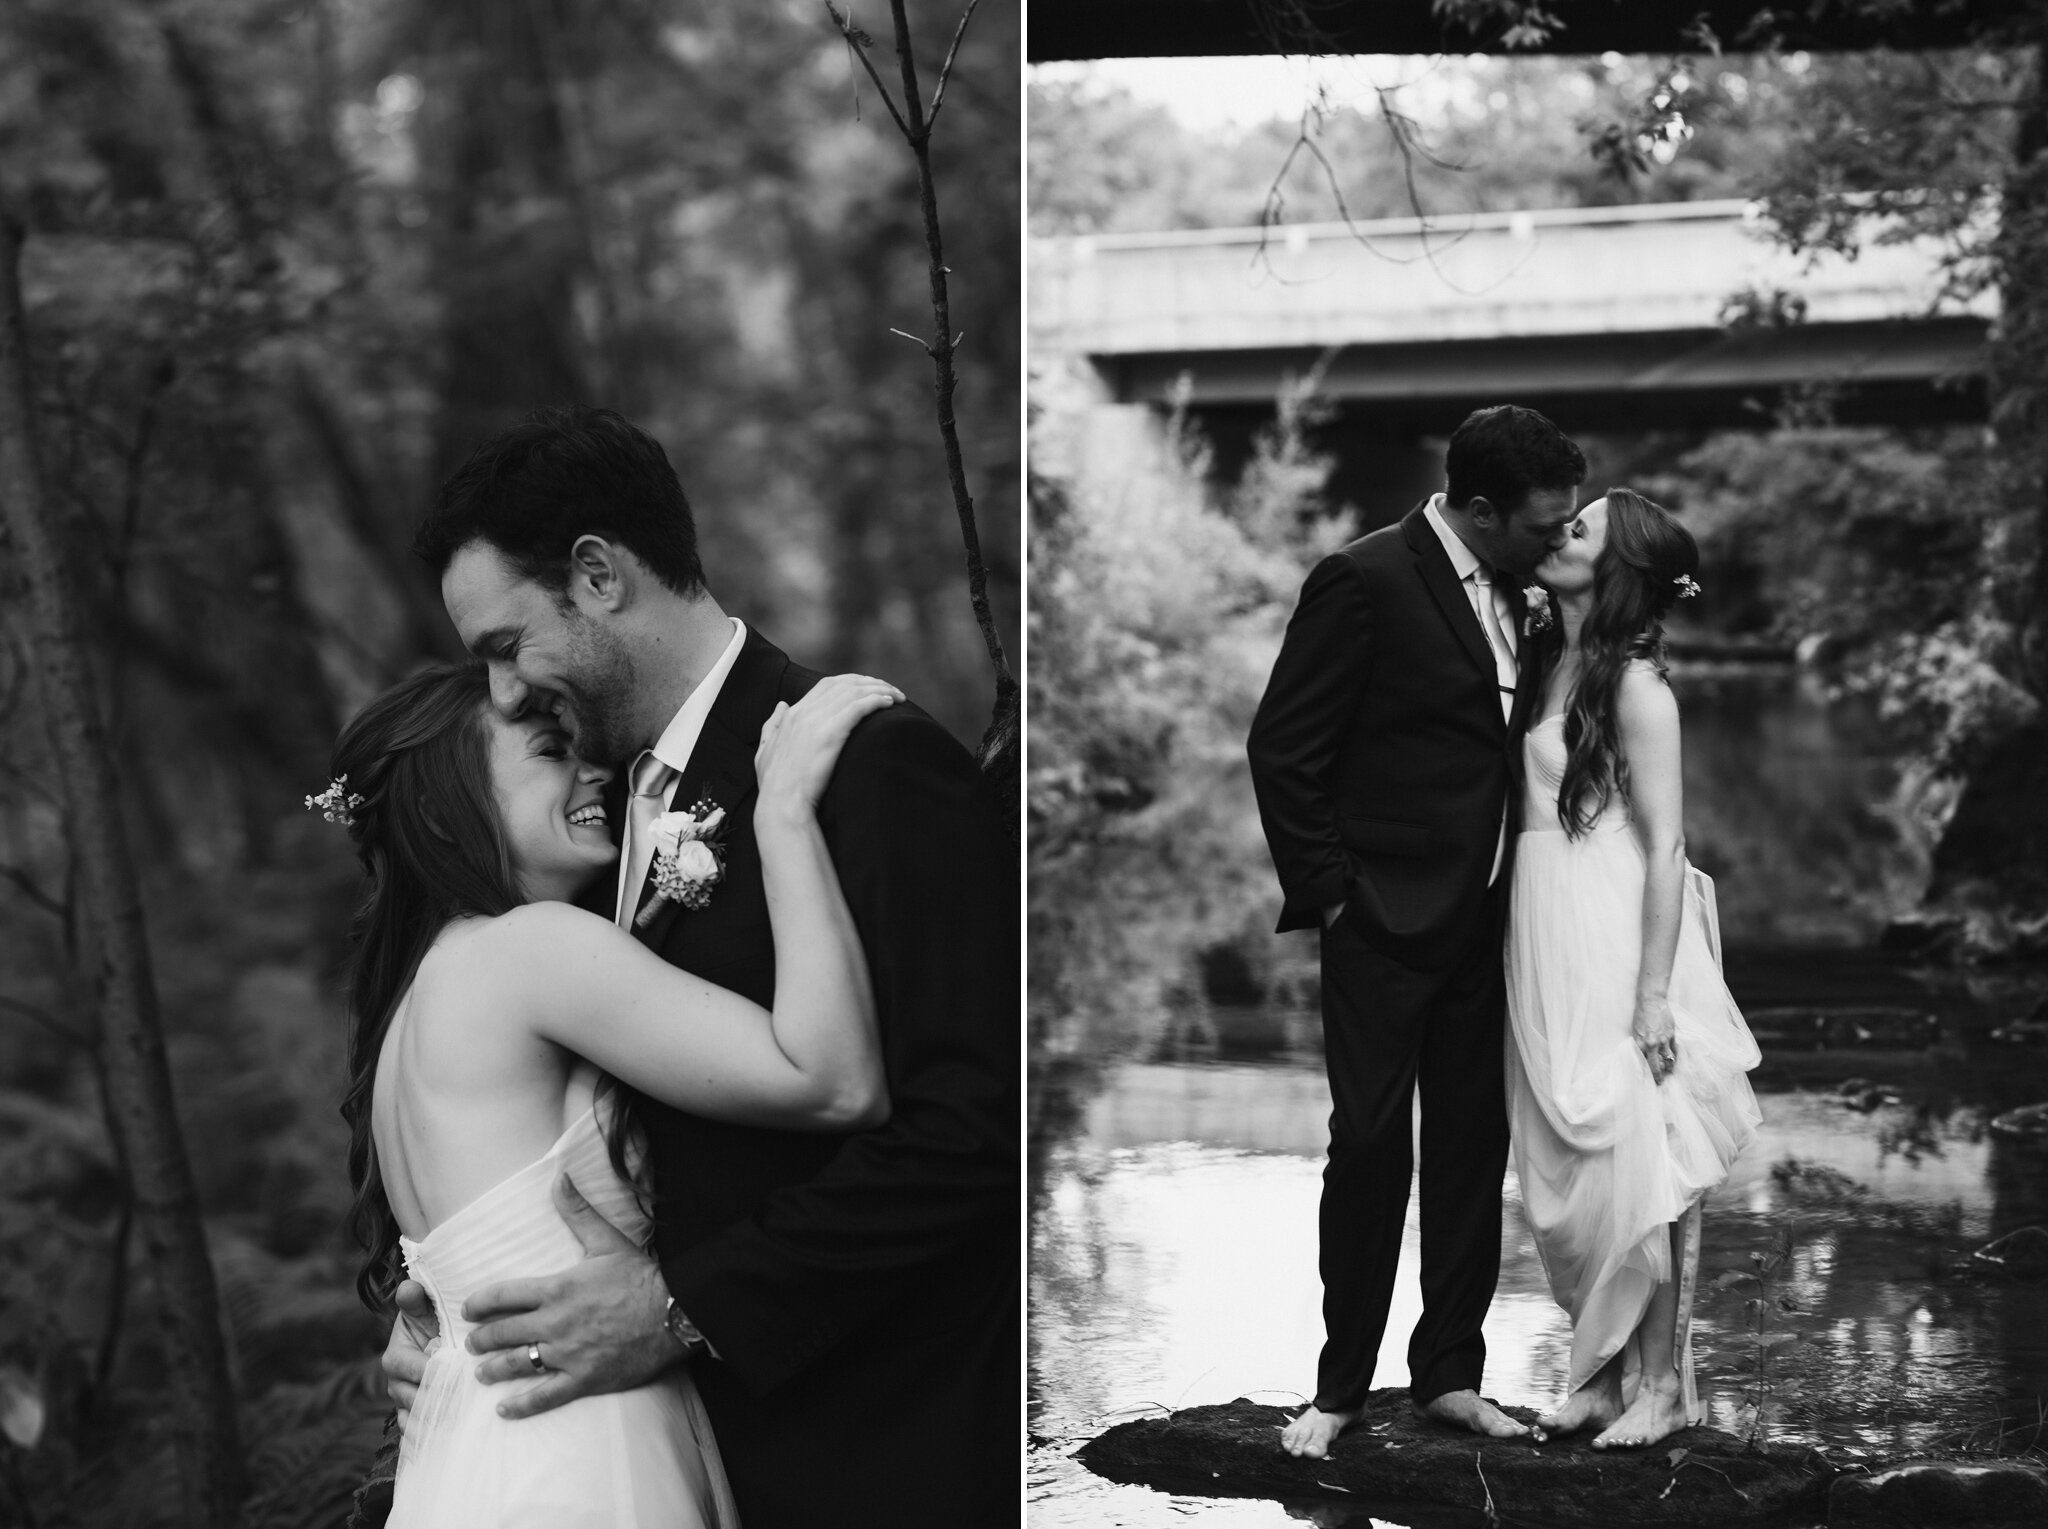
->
[1028,666,2048,1527]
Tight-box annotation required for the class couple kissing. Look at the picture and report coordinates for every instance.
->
[1248,404,1762,1459]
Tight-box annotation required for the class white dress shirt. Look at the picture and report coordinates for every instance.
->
[1424,497,1516,885]
[614,617,748,926]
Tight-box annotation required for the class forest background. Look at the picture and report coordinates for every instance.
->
[1029,32,2048,1122]
[0,0,1017,1523]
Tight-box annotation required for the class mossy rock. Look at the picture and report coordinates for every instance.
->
[1073,1391,1835,1526]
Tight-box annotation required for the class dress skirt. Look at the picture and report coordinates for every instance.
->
[1504,819,1761,1420]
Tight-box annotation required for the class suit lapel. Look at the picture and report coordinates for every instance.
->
[631,626,790,950]
[1402,506,1496,684]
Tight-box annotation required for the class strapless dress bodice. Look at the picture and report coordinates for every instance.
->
[400,1106,650,1351]
[1521,712,1633,837]
[389,1105,734,1529]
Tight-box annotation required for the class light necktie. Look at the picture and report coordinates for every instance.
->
[1470,565,1518,723]
[618,750,678,929]
[1471,564,1517,887]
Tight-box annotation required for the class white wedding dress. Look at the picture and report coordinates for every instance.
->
[389,1105,738,1528]
[1504,709,1762,1421]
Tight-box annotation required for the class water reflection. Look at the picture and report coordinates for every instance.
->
[1031,1063,2048,1528]
[1030,670,2048,1526]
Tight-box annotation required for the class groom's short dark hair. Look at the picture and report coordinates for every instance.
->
[415,406,705,596]
[1444,405,1585,516]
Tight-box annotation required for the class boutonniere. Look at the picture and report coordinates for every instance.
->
[635,798,729,928]
[1522,585,1554,635]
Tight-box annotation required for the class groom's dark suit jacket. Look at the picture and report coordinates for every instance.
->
[1248,504,1537,969]
[585,626,1016,1529]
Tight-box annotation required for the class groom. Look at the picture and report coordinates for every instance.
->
[381,407,1016,1527]
[1247,405,1584,1456]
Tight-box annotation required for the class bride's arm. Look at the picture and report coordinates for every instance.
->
[492,676,900,1130]
[1620,665,1685,1084]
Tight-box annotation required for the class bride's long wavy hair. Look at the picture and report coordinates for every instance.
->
[328,663,523,1310]
[1555,487,1700,837]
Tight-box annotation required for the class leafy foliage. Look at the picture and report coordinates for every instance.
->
[1029,367,1353,1092]
[1029,53,1815,239]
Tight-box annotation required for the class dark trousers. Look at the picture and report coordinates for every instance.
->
[1312,895,1510,1411]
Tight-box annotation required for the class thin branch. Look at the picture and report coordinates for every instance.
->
[824,0,1016,784]
[0,993,86,1048]
[0,862,65,918]
[1250,81,1534,301]
[825,3,912,141]
[924,0,981,131]
[0,753,63,810]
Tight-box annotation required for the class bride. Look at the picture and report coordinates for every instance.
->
[321,660,899,1526]
[1506,487,1762,1451]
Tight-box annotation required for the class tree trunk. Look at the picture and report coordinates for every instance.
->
[0,216,246,1525]
[2005,24,2048,698]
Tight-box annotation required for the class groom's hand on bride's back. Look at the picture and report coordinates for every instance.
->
[460,1173,682,1420]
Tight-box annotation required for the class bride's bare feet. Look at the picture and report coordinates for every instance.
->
[1533,1371,1622,1442]
[1417,1389,1529,1439]
[1280,1403,1363,1459]
[1591,1373,1687,1450]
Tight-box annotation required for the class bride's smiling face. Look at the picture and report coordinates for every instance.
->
[1536,497,1609,598]
[485,707,617,902]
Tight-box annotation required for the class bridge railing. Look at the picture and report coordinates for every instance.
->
[1031,198,1996,356]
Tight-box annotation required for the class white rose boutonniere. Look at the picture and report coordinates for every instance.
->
[636,799,729,928]
[1523,585,1554,636]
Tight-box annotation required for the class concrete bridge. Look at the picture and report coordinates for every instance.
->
[1032,200,1992,516]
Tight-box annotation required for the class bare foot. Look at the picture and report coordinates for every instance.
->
[1280,1404,1363,1459]
[1533,1371,1622,1442]
[1591,1373,1687,1450]
[1416,1389,1529,1439]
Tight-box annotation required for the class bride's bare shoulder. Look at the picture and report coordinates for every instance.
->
[1616,662,1680,733]
[440,904,630,989]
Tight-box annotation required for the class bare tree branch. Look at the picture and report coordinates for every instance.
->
[1250,79,1532,300]
[0,994,85,1048]
[826,3,914,141]
[925,0,981,131]
[824,0,1018,789]
[0,862,65,919]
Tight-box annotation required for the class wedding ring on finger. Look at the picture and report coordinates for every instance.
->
[526,1342,546,1375]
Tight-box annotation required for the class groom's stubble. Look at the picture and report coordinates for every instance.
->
[551,603,643,768]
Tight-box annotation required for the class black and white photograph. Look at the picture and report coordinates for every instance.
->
[1029,4,2048,1526]
[0,3,1017,1527]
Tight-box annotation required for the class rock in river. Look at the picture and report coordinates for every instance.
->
[1989,1102,2048,1142]
[1073,1390,1834,1525]
[1830,1458,2048,1529]
[1971,1226,2048,1279]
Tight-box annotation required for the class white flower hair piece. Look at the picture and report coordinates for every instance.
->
[1673,574,1702,599]
[305,774,365,828]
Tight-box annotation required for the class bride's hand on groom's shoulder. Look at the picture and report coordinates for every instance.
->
[458,1173,680,1420]
[754,674,903,815]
